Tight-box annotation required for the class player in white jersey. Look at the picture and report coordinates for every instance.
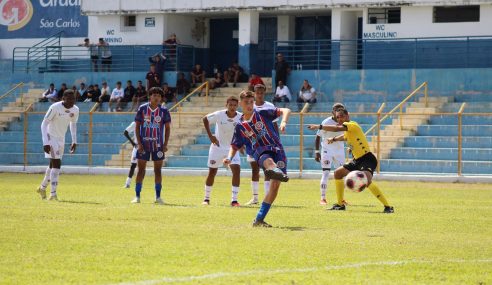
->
[315,103,346,205]
[37,90,79,201]
[245,84,279,205]
[123,121,138,188]
[202,96,243,206]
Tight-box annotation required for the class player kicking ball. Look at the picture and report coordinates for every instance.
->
[132,87,171,204]
[315,103,347,205]
[37,90,79,201]
[224,91,291,227]
[202,96,242,206]
[123,122,137,188]
[307,108,394,213]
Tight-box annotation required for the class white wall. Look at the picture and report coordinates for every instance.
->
[362,5,492,39]
[163,15,209,48]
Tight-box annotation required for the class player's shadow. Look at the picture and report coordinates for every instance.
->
[277,226,307,231]
[349,204,377,208]
[272,205,306,209]
[59,200,102,205]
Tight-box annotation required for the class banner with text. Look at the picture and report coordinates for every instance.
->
[0,0,88,39]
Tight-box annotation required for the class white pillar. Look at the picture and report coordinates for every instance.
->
[238,10,259,75]
[277,15,295,42]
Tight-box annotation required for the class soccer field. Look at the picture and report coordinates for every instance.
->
[0,173,491,285]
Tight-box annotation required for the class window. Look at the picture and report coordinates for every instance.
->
[121,15,136,32]
[433,6,480,23]
[368,7,401,24]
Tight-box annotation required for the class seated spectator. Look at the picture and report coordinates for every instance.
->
[176,72,191,100]
[146,63,160,91]
[109,81,124,112]
[39,83,57,102]
[92,84,102,102]
[272,80,292,107]
[82,85,95,102]
[190,64,206,87]
[297,79,317,112]
[162,83,176,106]
[162,33,179,66]
[209,72,226,90]
[78,83,87,99]
[123,80,136,104]
[224,61,244,87]
[56,83,68,102]
[248,73,264,91]
[98,82,111,110]
[131,80,147,111]
[72,85,83,102]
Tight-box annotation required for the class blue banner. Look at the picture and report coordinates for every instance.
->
[0,0,87,39]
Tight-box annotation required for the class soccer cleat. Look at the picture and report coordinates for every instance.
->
[154,197,164,205]
[37,187,47,200]
[48,195,58,201]
[252,219,272,228]
[320,199,328,205]
[123,184,130,189]
[329,204,346,211]
[131,197,140,203]
[245,198,259,205]
[383,206,394,213]
[264,168,289,182]
[231,201,240,207]
[202,199,210,205]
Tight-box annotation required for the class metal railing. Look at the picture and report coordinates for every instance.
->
[13,44,195,73]
[274,36,492,70]
[0,83,25,108]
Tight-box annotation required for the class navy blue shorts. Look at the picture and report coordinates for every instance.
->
[136,149,165,161]
[257,151,287,174]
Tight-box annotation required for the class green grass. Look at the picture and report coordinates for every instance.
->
[0,173,491,285]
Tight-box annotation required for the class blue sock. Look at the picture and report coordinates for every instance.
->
[155,183,162,199]
[135,182,142,198]
[256,202,272,221]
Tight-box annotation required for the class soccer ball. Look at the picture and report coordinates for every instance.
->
[345,171,368,192]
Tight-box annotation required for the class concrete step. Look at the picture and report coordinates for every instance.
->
[418,96,452,103]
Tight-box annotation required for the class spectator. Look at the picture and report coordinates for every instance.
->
[78,83,87,99]
[297,79,317,111]
[209,72,226,90]
[98,38,112,72]
[248,73,265,91]
[162,33,179,66]
[93,84,102,102]
[275,53,291,89]
[132,80,147,111]
[146,63,160,91]
[98,82,111,109]
[78,38,98,72]
[56,83,68,102]
[72,85,82,102]
[272,80,292,107]
[162,83,176,105]
[224,61,244,87]
[82,85,95,102]
[109,81,124,112]
[148,53,166,84]
[190,64,206,87]
[39,83,57,102]
[176,72,191,100]
[123,80,136,103]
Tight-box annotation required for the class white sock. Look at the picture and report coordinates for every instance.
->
[264,180,271,196]
[107,107,111,112]
[204,185,212,200]
[320,170,330,199]
[231,186,239,202]
[125,177,132,186]
[251,181,259,201]
[50,168,60,196]
[40,167,51,189]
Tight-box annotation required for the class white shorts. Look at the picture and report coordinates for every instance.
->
[44,136,65,159]
[320,149,345,170]
[208,144,240,168]
[246,154,255,163]
[130,147,138,164]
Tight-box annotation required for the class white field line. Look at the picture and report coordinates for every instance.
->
[109,259,492,285]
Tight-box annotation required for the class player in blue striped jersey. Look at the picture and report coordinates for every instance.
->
[132,87,171,204]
